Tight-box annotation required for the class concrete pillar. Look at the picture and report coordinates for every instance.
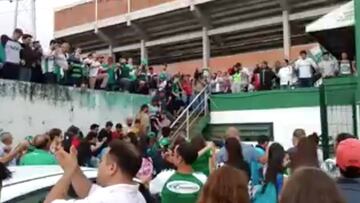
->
[282,10,291,59]
[140,39,148,64]
[109,45,114,58]
[202,27,210,69]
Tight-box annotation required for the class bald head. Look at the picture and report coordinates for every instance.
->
[33,134,51,150]
[226,127,240,141]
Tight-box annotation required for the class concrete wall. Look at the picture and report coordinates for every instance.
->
[0,79,150,142]
[210,107,322,149]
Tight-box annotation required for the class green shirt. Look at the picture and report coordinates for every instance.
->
[150,170,207,203]
[121,64,131,78]
[192,149,211,176]
[104,64,116,84]
[70,62,84,78]
[0,43,5,63]
[20,149,58,166]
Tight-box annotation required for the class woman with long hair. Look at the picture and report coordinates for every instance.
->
[224,137,251,180]
[252,142,286,203]
[280,167,345,203]
[198,165,250,203]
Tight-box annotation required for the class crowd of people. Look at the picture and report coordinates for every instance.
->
[1,28,357,99]
[1,119,360,203]
[210,51,357,93]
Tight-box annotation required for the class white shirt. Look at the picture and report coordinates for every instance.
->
[278,66,293,86]
[4,39,22,64]
[295,57,317,78]
[319,59,338,77]
[84,58,101,77]
[52,184,146,203]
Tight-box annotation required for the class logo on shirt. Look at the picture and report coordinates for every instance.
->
[166,180,200,194]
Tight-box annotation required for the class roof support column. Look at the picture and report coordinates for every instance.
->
[140,39,148,64]
[202,27,210,69]
[355,0,360,68]
[282,9,291,59]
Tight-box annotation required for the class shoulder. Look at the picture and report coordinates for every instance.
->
[193,172,207,184]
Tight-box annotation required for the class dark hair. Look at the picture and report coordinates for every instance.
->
[14,28,23,35]
[335,133,355,146]
[191,135,206,152]
[263,143,285,193]
[176,142,198,165]
[48,128,62,141]
[198,166,250,203]
[284,59,289,64]
[134,119,141,124]
[280,167,345,203]
[141,104,149,111]
[106,121,113,128]
[257,135,270,145]
[115,123,123,129]
[308,133,320,145]
[291,137,319,172]
[300,50,307,55]
[33,134,50,150]
[339,166,360,178]
[162,127,171,138]
[108,140,142,178]
[225,137,245,168]
[22,34,32,40]
[49,39,58,45]
[67,125,80,136]
[86,132,98,141]
[90,124,99,130]
[127,132,138,146]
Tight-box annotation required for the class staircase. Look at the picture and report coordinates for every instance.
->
[169,85,210,142]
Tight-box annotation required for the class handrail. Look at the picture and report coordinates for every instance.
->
[169,84,210,140]
[170,85,209,129]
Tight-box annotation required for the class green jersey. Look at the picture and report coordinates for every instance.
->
[103,64,116,84]
[192,148,211,176]
[150,170,207,203]
[20,149,58,166]
[121,64,131,78]
[0,43,5,63]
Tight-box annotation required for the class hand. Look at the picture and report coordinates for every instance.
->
[55,146,79,175]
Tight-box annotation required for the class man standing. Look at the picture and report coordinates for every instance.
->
[259,61,276,91]
[1,28,23,79]
[150,142,207,203]
[19,34,34,81]
[319,52,338,78]
[98,121,113,144]
[20,134,57,165]
[45,140,145,203]
[336,139,360,203]
[294,50,318,87]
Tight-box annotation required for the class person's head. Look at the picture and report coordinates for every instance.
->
[126,117,133,127]
[61,42,70,53]
[264,143,285,188]
[148,66,154,73]
[33,134,51,151]
[191,135,206,152]
[0,132,13,146]
[336,138,360,178]
[115,123,123,133]
[280,167,345,203]
[284,59,289,66]
[292,128,306,147]
[274,60,281,68]
[225,137,245,169]
[341,52,348,60]
[75,47,82,55]
[22,34,32,45]
[291,137,319,172]
[67,125,81,138]
[97,140,142,186]
[12,28,23,41]
[48,128,62,143]
[257,135,270,149]
[49,39,59,51]
[140,104,149,114]
[323,52,330,60]
[90,124,100,134]
[261,61,268,69]
[334,132,355,151]
[105,121,113,132]
[162,127,171,138]
[198,165,250,203]
[86,132,98,144]
[172,142,198,168]
[300,50,307,59]
[225,127,240,141]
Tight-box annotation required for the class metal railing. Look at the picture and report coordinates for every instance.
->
[170,85,210,140]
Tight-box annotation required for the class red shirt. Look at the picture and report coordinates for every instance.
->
[71,137,81,149]
[182,81,193,96]
[112,131,124,140]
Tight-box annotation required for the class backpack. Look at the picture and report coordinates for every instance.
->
[251,183,277,203]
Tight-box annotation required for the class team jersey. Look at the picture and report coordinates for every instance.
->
[150,170,207,203]
[1,35,22,64]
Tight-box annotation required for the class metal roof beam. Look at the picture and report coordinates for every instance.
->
[95,4,339,53]
[129,22,149,40]
[190,5,212,28]
[94,28,114,46]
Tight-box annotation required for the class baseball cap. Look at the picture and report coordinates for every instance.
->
[159,138,170,149]
[147,132,156,139]
[336,138,360,170]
